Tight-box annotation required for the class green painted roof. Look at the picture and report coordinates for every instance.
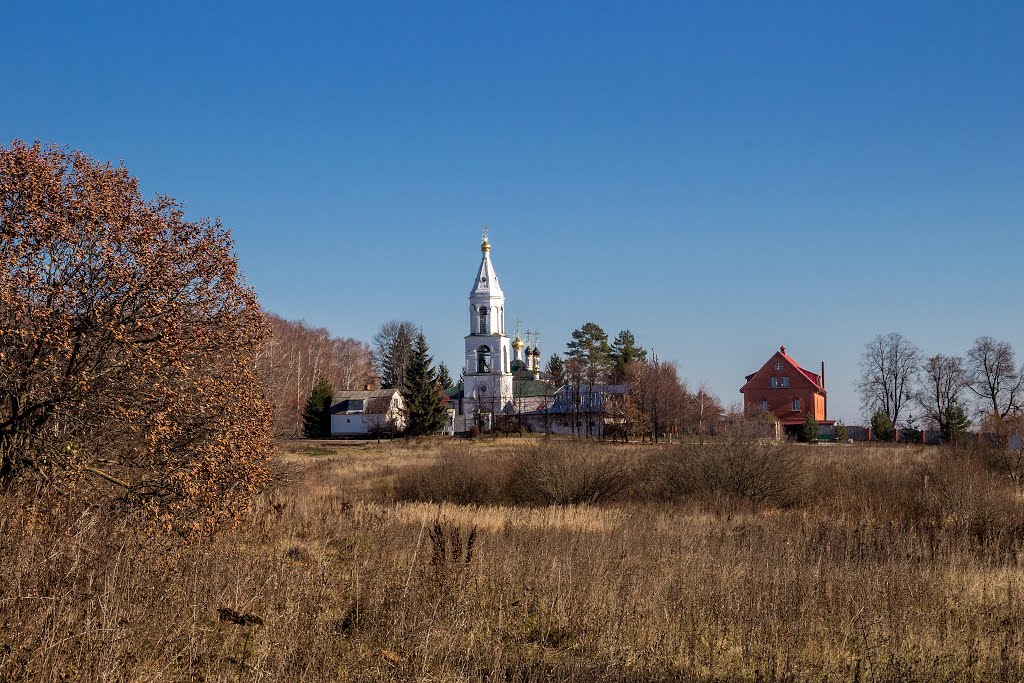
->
[513,378,552,398]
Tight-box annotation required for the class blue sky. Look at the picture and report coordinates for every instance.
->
[4,1,1022,422]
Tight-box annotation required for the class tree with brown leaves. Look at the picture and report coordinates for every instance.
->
[0,141,272,534]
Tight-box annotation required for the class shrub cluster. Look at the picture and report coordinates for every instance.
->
[391,437,1024,540]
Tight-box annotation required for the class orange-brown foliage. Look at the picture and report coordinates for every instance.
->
[0,140,272,534]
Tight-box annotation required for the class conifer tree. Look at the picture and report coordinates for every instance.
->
[436,362,453,390]
[404,332,447,436]
[545,354,565,387]
[833,420,849,442]
[610,329,647,383]
[373,320,416,390]
[942,399,971,443]
[800,412,819,443]
[302,377,334,438]
[871,409,894,442]
[566,322,612,383]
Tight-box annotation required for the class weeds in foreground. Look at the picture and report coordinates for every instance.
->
[1,439,1023,681]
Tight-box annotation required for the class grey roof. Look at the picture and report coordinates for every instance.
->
[330,388,401,415]
[331,389,400,402]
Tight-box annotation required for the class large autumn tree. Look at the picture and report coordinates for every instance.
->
[0,141,272,534]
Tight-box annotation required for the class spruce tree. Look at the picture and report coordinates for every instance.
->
[942,400,971,443]
[871,409,894,442]
[800,412,819,443]
[373,320,416,390]
[545,353,565,387]
[302,377,334,438]
[404,332,447,436]
[436,361,453,390]
[833,420,849,442]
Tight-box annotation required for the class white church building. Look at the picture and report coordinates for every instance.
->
[448,230,549,433]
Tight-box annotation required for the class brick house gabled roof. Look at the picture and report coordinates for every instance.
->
[740,345,825,394]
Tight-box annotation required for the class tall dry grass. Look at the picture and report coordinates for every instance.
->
[2,437,1023,681]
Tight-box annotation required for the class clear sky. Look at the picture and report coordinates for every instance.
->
[4,1,1022,422]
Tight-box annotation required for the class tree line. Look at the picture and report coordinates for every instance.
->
[543,322,725,441]
[858,332,1024,442]
[299,320,451,439]
[256,314,375,436]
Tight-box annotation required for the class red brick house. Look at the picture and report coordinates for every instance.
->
[740,345,832,435]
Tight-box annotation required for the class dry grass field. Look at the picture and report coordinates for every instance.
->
[3,436,1024,682]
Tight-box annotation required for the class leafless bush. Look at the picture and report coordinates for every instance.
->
[392,452,508,505]
[654,422,805,507]
[508,441,633,505]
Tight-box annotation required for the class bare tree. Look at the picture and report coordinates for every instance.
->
[682,382,724,444]
[916,354,969,435]
[257,314,374,436]
[966,336,1023,420]
[627,356,686,443]
[858,332,921,428]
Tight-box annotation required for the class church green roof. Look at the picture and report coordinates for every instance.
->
[513,379,552,399]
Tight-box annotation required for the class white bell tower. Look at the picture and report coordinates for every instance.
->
[463,227,514,418]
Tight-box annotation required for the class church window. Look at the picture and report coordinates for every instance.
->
[781,376,789,387]
[760,399,769,413]
[775,363,783,371]
[769,376,778,388]
[477,345,491,373]
[478,306,489,334]
[792,398,801,412]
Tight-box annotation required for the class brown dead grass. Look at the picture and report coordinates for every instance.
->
[1,437,1023,681]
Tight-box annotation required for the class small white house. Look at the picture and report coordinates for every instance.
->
[329,388,406,436]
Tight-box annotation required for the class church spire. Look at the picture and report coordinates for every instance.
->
[470,226,503,298]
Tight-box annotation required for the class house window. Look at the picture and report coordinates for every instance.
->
[781,376,789,388]
[760,399,769,413]
[478,307,489,334]
[769,376,778,388]
[792,398,801,412]
[477,345,491,373]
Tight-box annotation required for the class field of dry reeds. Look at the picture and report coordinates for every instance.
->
[3,436,1023,682]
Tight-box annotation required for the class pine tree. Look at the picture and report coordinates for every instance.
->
[436,362,453,390]
[404,332,447,436]
[801,412,819,443]
[609,329,647,383]
[302,377,334,438]
[566,322,612,383]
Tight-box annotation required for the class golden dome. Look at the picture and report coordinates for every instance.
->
[512,335,524,349]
